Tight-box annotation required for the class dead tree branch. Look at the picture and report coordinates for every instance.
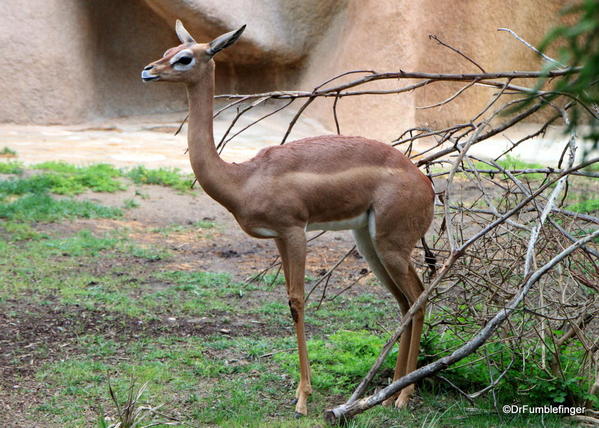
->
[325,230,599,424]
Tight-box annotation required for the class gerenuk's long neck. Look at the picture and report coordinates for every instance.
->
[185,63,241,212]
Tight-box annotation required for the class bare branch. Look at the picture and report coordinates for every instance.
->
[498,28,565,68]
[326,229,599,424]
[429,34,486,73]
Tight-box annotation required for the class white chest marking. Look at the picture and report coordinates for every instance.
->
[252,227,280,238]
[306,212,368,232]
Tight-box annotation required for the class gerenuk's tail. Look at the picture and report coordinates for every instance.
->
[421,237,437,278]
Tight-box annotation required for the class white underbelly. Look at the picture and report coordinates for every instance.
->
[306,212,368,232]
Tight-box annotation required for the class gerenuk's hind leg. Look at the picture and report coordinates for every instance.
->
[375,243,425,408]
[352,226,415,407]
[368,205,427,408]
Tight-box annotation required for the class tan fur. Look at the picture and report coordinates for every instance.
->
[143,21,435,415]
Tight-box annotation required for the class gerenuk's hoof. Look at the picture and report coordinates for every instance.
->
[394,394,411,409]
[294,411,305,419]
[381,396,396,407]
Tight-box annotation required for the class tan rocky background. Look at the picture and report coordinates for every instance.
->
[0,0,571,141]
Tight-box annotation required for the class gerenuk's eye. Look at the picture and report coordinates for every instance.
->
[177,56,192,65]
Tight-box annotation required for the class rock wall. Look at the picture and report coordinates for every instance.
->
[0,0,187,123]
[297,0,570,139]
[0,0,571,140]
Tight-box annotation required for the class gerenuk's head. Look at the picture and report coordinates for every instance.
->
[141,20,245,85]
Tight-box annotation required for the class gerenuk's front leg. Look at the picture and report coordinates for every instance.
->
[279,230,312,416]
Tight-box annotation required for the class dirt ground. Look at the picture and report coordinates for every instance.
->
[0,182,396,426]
[1,140,594,426]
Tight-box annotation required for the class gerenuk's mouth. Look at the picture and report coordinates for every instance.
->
[141,69,160,82]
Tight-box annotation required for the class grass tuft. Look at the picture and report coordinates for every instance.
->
[32,162,125,195]
[126,166,194,192]
[0,193,122,222]
[566,198,599,213]
[274,330,396,395]
[0,160,24,174]
[0,146,17,157]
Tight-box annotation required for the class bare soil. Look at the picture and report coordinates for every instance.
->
[0,184,388,426]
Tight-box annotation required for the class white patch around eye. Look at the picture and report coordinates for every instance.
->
[170,49,195,70]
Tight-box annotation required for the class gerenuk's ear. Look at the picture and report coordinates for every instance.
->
[175,19,196,44]
[206,25,246,57]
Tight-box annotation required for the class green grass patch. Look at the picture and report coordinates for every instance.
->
[0,227,169,311]
[259,271,287,287]
[128,244,171,261]
[155,271,255,304]
[473,156,547,180]
[0,146,17,156]
[0,163,125,222]
[275,330,396,395]
[252,292,395,332]
[126,166,194,192]
[31,162,125,195]
[307,293,393,332]
[194,219,216,229]
[495,156,544,171]
[0,193,122,222]
[421,313,596,409]
[43,230,122,257]
[192,372,286,426]
[159,270,233,288]
[1,221,45,240]
[0,160,24,174]
[566,197,599,213]
[33,336,249,426]
[0,174,57,197]
[146,271,250,314]
[122,198,139,209]
[59,283,146,317]
[30,331,579,428]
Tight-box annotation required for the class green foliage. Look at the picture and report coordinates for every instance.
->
[32,162,125,195]
[0,160,24,174]
[193,373,284,426]
[0,146,17,156]
[1,221,45,241]
[122,198,140,209]
[0,163,126,222]
[0,193,122,222]
[126,166,194,192]
[566,197,599,213]
[274,330,396,395]
[43,230,122,257]
[496,156,546,180]
[37,359,108,387]
[159,270,233,289]
[421,316,593,408]
[496,156,544,170]
[194,219,215,229]
[470,156,547,181]
[256,271,314,288]
[0,174,56,197]
[0,165,122,197]
[259,271,287,287]
[539,0,599,146]
[128,245,170,261]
